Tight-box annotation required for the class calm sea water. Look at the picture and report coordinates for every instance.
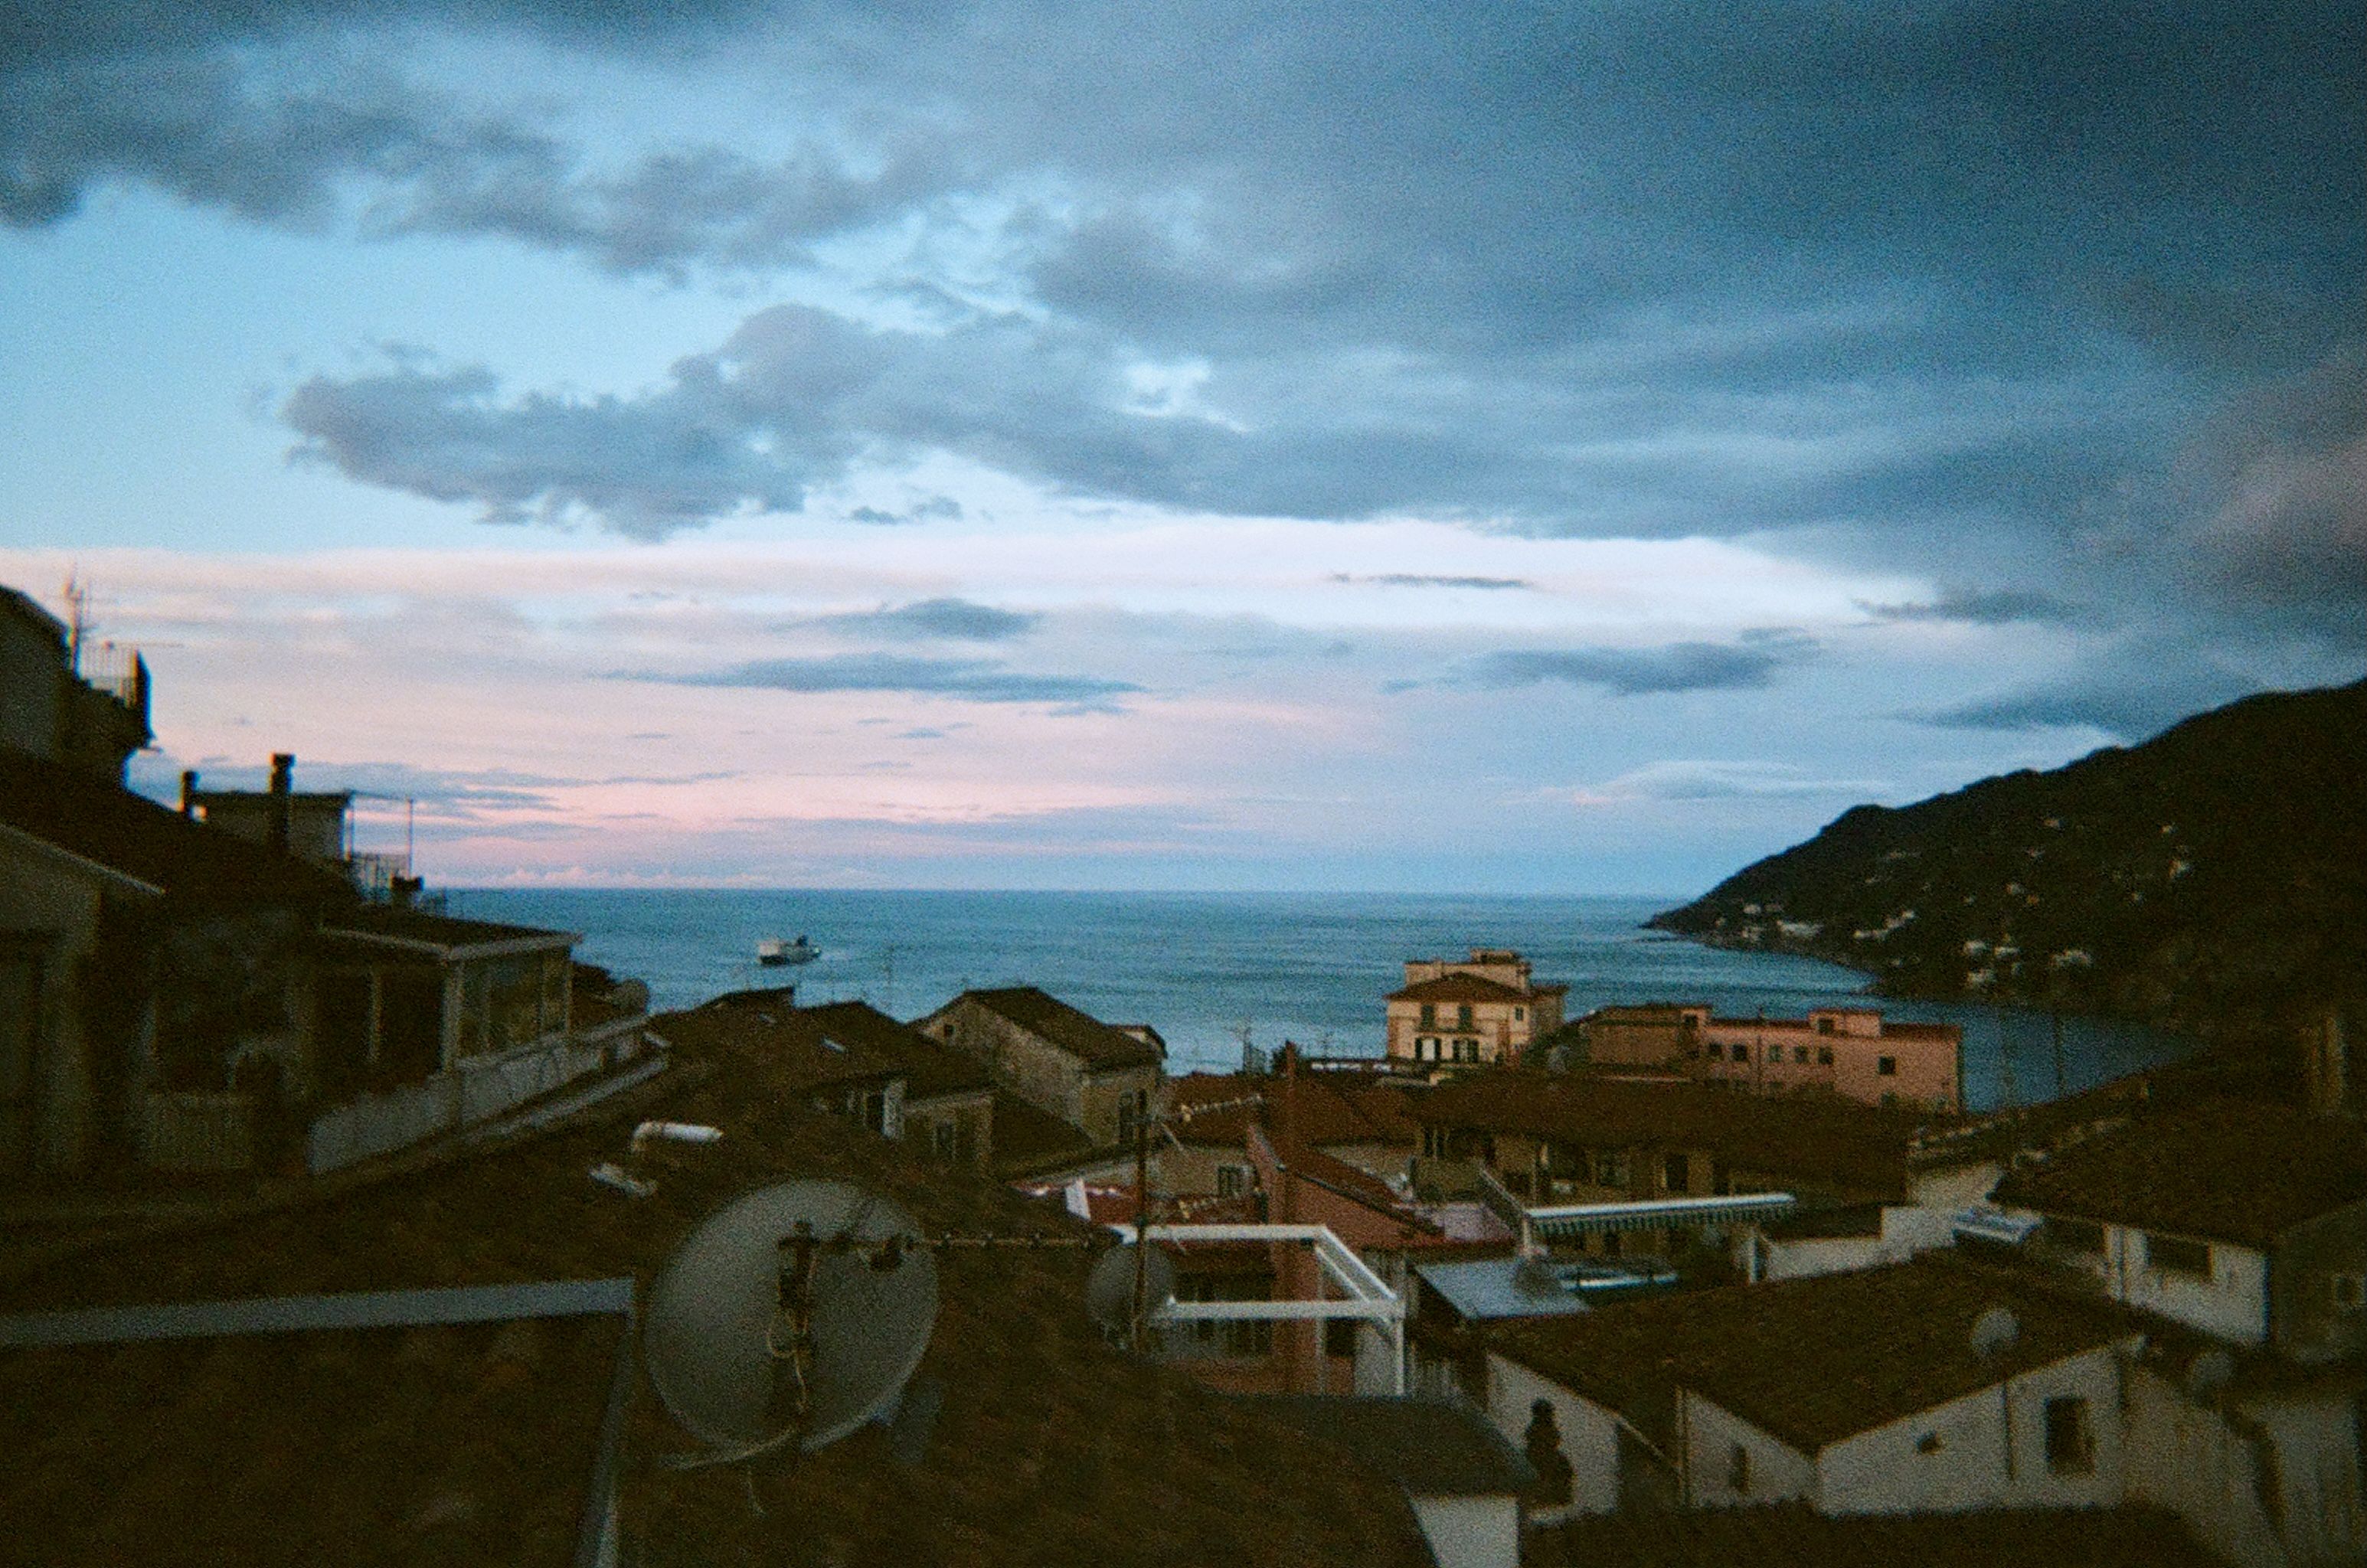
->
[445,889,2194,1114]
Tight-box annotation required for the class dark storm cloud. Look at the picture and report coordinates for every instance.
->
[1857,587,2089,627]
[639,653,1141,706]
[15,1,2364,656]
[809,598,1040,641]
[1473,633,1815,697]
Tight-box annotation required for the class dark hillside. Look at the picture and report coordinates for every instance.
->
[1649,678,2367,1037]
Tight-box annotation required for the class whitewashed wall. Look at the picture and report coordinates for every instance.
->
[1817,1343,2127,1514]
[2126,1361,2290,1568]
[1485,1353,1626,1521]
[1680,1391,1819,1508]
[1407,1494,1520,1568]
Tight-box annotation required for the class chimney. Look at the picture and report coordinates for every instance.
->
[269,753,294,853]
[178,769,198,818]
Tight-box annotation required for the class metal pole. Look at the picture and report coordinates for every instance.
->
[1131,1106,1150,1351]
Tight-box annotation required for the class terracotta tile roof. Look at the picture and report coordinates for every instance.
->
[0,752,344,903]
[986,1089,1098,1176]
[1411,1071,1938,1199]
[1993,1096,2367,1247]
[0,1310,623,1566]
[652,998,906,1093]
[797,1000,995,1101]
[322,903,577,952]
[1169,1071,1388,1149]
[1388,973,1533,1004]
[0,1038,1432,1567]
[1537,1502,2219,1568]
[1491,1255,2140,1454]
[1238,1396,1534,1498]
[958,986,1166,1070]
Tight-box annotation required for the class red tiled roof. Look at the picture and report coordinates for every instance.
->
[0,752,345,904]
[954,987,1165,1070]
[1493,1254,2140,1453]
[1538,1502,2219,1568]
[0,1037,1433,1567]
[1411,1071,1937,1198]
[1388,974,1533,1004]
[1993,1096,2367,1247]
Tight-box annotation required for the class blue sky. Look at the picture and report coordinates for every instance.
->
[2,0,2359,890]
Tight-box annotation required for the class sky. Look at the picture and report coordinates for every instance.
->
[2,0,2359,893]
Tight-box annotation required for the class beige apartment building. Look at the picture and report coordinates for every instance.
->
[1384,949,1566,1067]
[1577,1002,1961,1114]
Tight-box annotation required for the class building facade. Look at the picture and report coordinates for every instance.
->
[915,986,1162,1148]
[1385,951,1566,1067]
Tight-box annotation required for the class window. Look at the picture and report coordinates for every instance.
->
[2146,1233,2212,1279]
[1816,1015,1836,1034]
[1419,1003,1437,1028]
[1793,1046,1810,1064]
[1514,1007,1526,1021]
[1728,1443,1751,1495]
[2044,1396,2094,1475]
[1116,1089,1145,1148]
[1417,1036,1440,1062]
[1453,1037,1478,1063]
[1876,1056,1898,1076]
[848,1089,889,1135]
[1595,1152,1630,1187]
[2332,1274,2366,1312]
[1662,1153,1690,1192]
[1217,1164,1249,1197]
[1456,1004,1475,1030]
[932,1120,958,1160]
[1816,1046,1834,1067]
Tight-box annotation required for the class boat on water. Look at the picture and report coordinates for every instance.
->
[757,935,819,967]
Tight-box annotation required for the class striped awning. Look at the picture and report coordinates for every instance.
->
[1522,1192,1797,1236]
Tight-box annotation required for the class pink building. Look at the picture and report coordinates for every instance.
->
[1687,1005,1960,1113]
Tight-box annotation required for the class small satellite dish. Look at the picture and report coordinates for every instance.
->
[644,1180,937,1462]
[1969,1305,2020,1359]
[1085,1241,1176,1338]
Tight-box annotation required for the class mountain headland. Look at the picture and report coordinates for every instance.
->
[1649,678,2367,1041]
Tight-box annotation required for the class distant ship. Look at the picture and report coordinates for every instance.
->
[757,935,819,967]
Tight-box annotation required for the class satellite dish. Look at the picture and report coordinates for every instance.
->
[1085,1241,1176,1338]
[1969,1305,2020,1359]
[644,1180,937,1462]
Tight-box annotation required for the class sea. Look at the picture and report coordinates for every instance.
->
[445,889,2196,1116]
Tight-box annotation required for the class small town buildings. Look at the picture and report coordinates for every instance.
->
[0,1018,1439,1568]
[1162,1060,1416,1196]
[1568,1002,1963,1113]
[1408,1073,1988,1268]
[1386,950,1566,1067]
[656,993,995,1169]
[916,985,1163,1148]
[1485,1256,2143,1524]
[1993,1096,2367,1360]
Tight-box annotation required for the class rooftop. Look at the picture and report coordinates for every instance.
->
[1491,1254,2139,1453]
[955,986,1166,1071]
[1993,1096,2367,1247]
[1415,1258,1594,1324]
[322,903,579,954]
[651,998,930,1096]
[0,1285,626,1567]
[1388,972,1535,1005]
[1536,1502,2219,1568]
[1237,1396,1534,1498]
[0,751,344,904]
[1412,1072,1945,1199]
[0,1027,1432,1567]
